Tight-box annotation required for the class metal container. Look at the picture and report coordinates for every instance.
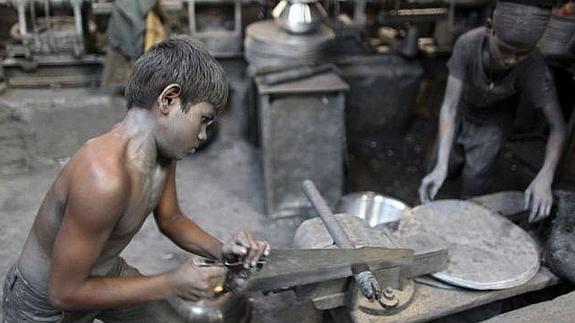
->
[338,192,410,228]
[175,292,252,323]
[272,0,327,34]
[255,72,349,218]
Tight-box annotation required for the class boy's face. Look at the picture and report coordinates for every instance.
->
[489,33,531,69]
[158,100,215,160]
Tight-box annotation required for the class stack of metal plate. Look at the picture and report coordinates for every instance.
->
[244,20,335,69]
[395,200,540,290]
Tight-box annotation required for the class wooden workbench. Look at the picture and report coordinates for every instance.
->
[351,267,559,322]
[483,288,575,322]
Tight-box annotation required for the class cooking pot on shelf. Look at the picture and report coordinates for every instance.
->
[272,0,328,34]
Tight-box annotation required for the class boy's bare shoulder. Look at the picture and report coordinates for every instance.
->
[63,134,130,202]
[48,135,130,232]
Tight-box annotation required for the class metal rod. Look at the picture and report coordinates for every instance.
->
[234,0,241,34]
[302,180,381,301]
[188,0,197,33]
[30,0,39,55]
[354,0,366,26]
[72,0,83,36]
[71,0,83,56]
[302,180,354,248]
[44,0,53,51]
[17,1,27,36]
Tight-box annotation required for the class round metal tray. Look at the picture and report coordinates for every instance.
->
[395,200,540,290]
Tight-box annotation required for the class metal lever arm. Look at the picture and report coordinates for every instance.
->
[302,180,381,300]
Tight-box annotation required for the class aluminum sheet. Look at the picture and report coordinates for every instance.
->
[395,200,540,290]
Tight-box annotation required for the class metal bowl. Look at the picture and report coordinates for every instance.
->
[338,192,410,228]
[272,0,327,34]
[174,292,251,323]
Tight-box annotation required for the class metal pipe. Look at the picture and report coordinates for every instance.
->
[44,0,53,51]
[234,0,241,33]
[72,0,83,36]
[302,180,381,300]
[302,180,354,248]
[354,0,366,25]
[187,0,197,33]
[71,0,83,56]
[30,0,38,56]
[17,1,27,36]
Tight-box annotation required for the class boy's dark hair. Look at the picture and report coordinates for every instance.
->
[125,37,228,112]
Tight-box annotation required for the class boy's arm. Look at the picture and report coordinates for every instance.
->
[154,162,269,266]
[526,101,566,223]
[418,75,463,203]
[154,162,223,259]
[49,164,174,310]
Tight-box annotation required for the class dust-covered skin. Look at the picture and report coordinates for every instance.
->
[18,90,206,288]
[12,87,269,313]
[418,22,566,221]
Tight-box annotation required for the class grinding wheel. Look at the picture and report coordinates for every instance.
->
[395,200,540,290]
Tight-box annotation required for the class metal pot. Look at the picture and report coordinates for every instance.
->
[272,0,327,34]
[174,292,252,323]
[338,192,410,228]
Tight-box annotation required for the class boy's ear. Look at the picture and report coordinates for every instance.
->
[157,84,182,115]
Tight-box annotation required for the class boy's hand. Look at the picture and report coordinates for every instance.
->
[221,230,270,269]
[169,259,226,301]
[419,168,447,203]
[525,174,553,223]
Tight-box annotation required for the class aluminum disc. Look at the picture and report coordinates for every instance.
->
[244,20,334,68]
[395,200,540,290]
[245,20,334,50]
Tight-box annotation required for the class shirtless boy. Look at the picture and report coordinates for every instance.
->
[2,37,269,323]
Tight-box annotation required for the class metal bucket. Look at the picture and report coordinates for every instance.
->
[338,192,410,228]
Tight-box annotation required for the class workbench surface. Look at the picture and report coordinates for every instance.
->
[483,288,575,323]
[351,267,559,322]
